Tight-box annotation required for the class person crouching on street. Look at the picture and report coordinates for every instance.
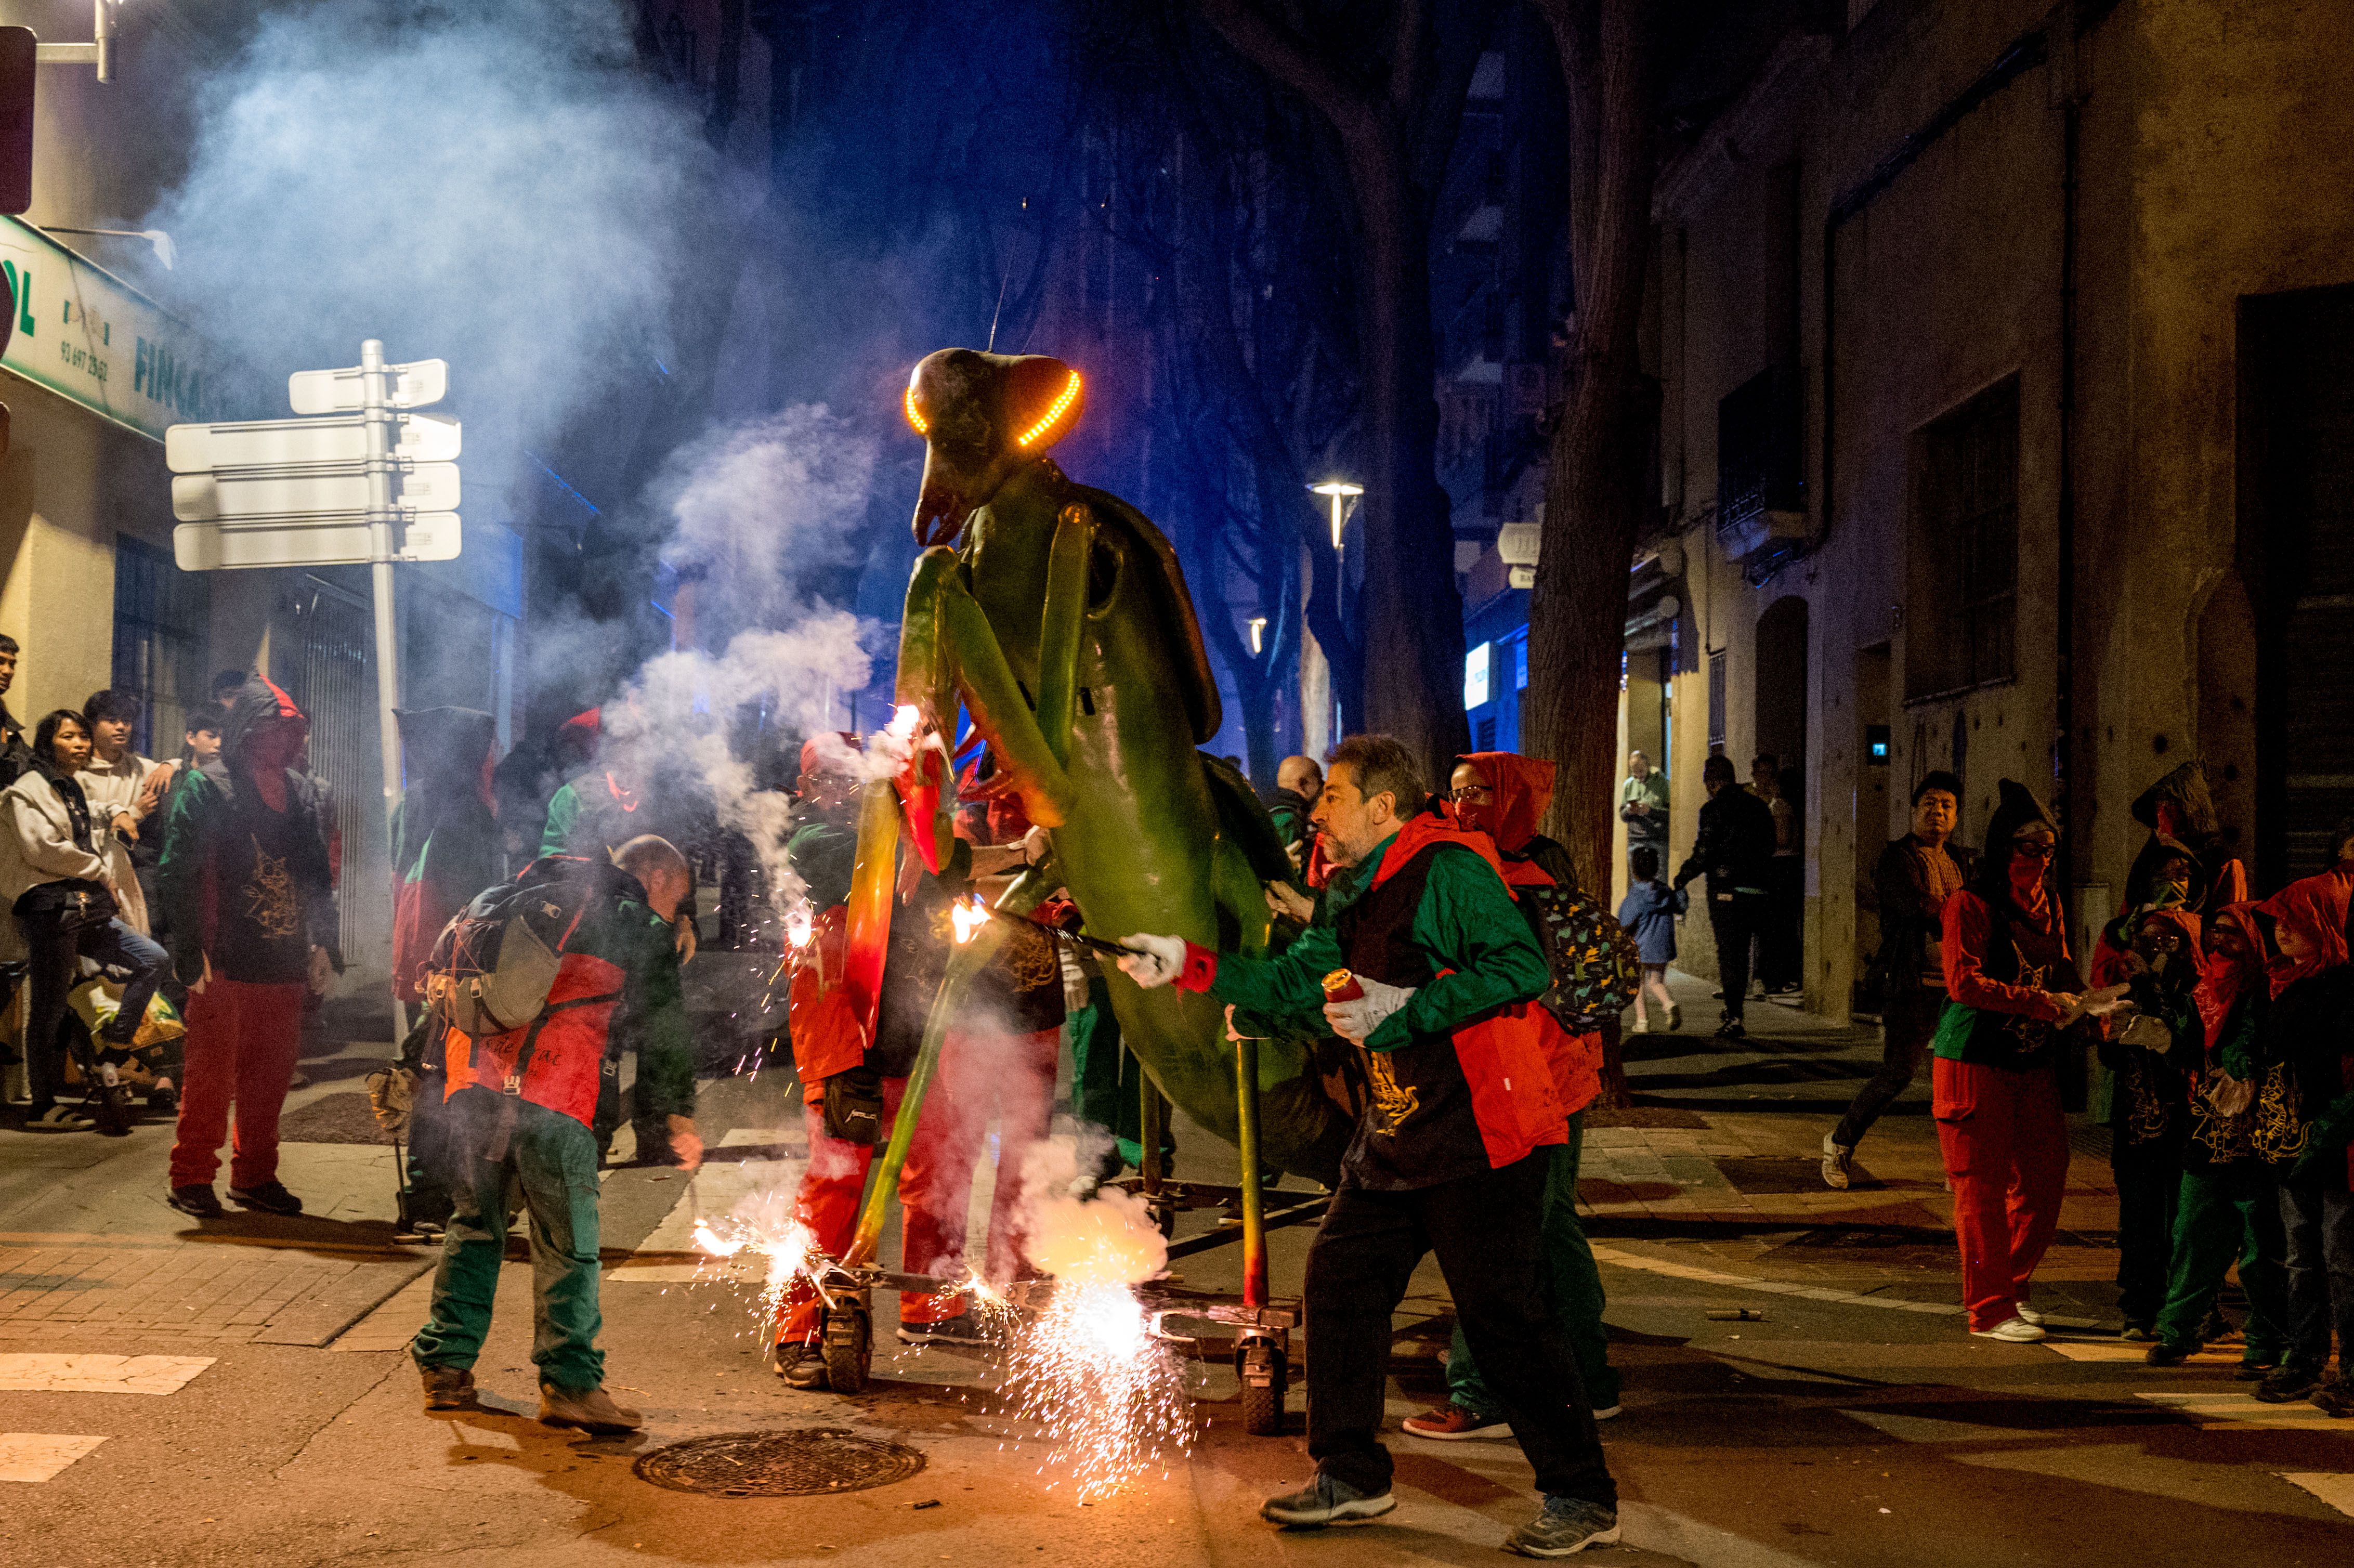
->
[1933,779,2114,1343]
[1118,734,1619,1557]
[157,680,341,1216]
[411,835,703,1433]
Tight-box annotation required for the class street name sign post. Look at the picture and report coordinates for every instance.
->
[166,338,461,1034]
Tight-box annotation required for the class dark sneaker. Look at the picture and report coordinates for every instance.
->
[420,1365,477,1412]
[1402,1403,1508,1441]
[1261,1472,1396,1528]
[228,1181,304,1216]
[2144,1341,2192,1367]
[1715,1016,1746,1040]
[538,1383,643,1434]
[896,1314,988,1347]
[167,1184,225,1219]
[777,1342,829,1390]
[2310,1378,2354,1418]
[1507,1496,1623,1557]
[2254,1365,2324,1404]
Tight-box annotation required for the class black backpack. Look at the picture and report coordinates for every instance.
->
[429,856,614,1050]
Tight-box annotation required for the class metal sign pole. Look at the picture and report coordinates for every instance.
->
[359,339,409,1039]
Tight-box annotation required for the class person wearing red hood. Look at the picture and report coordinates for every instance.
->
[2143,902,2290,1374]
[1929,779,2113,1343]
[2247,873,2354,1414]
[155,678,342,1219]
[1401,751,1621,1442]
[2094,906,2203,1339]
[1119,734,1617,1556]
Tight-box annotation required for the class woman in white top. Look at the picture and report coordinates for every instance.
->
[2,711,171,1131]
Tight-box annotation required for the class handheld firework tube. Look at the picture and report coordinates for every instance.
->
[1323,969,1365,1004]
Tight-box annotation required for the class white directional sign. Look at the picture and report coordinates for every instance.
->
[288,357,448,415]
[173,511,461,572]
[164,411,461,472]
[170,460,461,524]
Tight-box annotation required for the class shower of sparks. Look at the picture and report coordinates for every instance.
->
[1001,1279,1196,1499]
[950,893,989,944]
[785,907,815,948]
[692,1214,821,1334]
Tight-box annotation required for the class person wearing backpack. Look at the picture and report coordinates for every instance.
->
[410,836,702,1433]
[1402,750,1626,1442]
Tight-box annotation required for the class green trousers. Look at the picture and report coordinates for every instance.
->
[1447,1113,1620,1414]
[2152,1164,2290,1361]
[412,1090,606,1391]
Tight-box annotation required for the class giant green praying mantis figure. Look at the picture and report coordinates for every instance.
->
[837,348,1352,1264]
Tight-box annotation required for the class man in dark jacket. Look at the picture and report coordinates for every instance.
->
[0,633,31,788]
[158,678,342,1219]
[1825,770,1970,1186]
[1258,754,1323,872]
[411,837,702,1433]
[1674,752,1778,1038]
[1119,734,1619,1556]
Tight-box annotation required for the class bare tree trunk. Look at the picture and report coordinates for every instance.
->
[1525,0,1658,1106]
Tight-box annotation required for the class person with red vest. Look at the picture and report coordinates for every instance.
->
[409,836,701,1434]
[1119,733,1618,1557]
[1404,751,1620,1442]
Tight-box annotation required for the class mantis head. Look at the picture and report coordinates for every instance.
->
[903,348,1086,546]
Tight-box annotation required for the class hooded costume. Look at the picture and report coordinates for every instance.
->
[1934,780,2083,1068]
[2252,874,2354,1186]
[389,707,501,1006]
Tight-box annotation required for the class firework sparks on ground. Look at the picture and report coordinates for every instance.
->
[692,1212,821,1332]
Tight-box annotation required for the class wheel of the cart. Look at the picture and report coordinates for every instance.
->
[821,1302,872,1395]
[1237,1336,1287,1436]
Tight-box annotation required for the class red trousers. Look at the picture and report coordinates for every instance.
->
[897,1026,1061,1325]
[169,979,307,1191]
[773,1076,907,1346]
[1932,1056,2069,1331]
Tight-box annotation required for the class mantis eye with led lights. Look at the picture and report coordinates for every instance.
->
[903,383,929,436]
[1015,367,1082,449]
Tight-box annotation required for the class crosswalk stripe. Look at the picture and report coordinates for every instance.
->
[0,1354,215,1395]
[0,1433,108,1483]
[2278,1472,2354,1518]
[2137,1391,2354,1432]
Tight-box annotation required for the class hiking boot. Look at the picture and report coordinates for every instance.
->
[1821,1132,1853,1191]
[1969,1316,2046,1343]
[2254,1365,2323,1404]
[2310,1377,2354,1418]
[2144,1340,2192,1367]
[1402,1403,1508,1441]
[1260,1471,1396,1528]
[538,1383,643,1434]
[420,1365,477,1412]
[229,1181,304,1215]
[166,1184,224,1219]
[1506,1496,1622,1558]
[777,1342,829,1391]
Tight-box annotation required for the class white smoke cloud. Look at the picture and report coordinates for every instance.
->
[1017,1133,1168,1287]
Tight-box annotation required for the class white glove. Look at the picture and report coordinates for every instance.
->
[1324,976,1417,1044]
[1118,933,1188,990]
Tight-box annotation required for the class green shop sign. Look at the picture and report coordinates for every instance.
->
[0,215,230,443]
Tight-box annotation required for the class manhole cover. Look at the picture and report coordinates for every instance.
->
[633,1429,926,1497]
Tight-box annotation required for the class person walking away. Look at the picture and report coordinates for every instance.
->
[410,837,702,1432]
[2098,909,2201,1338]
[1618,750,1668,884]
[1673,754,1776,1039]
[1118,734,1618,1555]
[1931,780,2120,1342]
[156,678,342,1218]
[2144,903,2291,1374]
[1825,772,1967,1187]
[1403,750,1624,1442]
[0,711,171,1132]
[1617,846,1684,1034]
[2246,874,2354,1413]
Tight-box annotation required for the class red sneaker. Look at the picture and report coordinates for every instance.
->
[1401,1404,1507,1441]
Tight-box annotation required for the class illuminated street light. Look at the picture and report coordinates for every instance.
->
[1247,616,1267,654]
[1310,480,1363,552]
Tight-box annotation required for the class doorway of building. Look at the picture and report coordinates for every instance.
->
[1853,641,1891,1013]
[2241,284,2354,884]
[1752,595,1809,994]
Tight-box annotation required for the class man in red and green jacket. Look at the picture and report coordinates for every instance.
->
[1119,734,1619,1557]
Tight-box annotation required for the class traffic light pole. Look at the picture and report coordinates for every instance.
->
[359,339,408,1038]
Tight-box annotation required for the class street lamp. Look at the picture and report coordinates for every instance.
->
[1247,616,1267,654]
[1310,480,1363,552]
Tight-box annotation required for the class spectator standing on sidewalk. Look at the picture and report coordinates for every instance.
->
[1617,845,1684,1034]
[157,678,342,1219]
[1826,772,1968,1188]
[2247,873,2354,1415]
[1117,734,1619,1556]
[0,635,33,787]
[1618,750,1668,881]
[410,837,702,1433]
[0,711,172,1132]
[1402,750,1624,1442]
[1931,780,2117,1344]
[77,690,165,921]
[1673,753,1776,1039]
